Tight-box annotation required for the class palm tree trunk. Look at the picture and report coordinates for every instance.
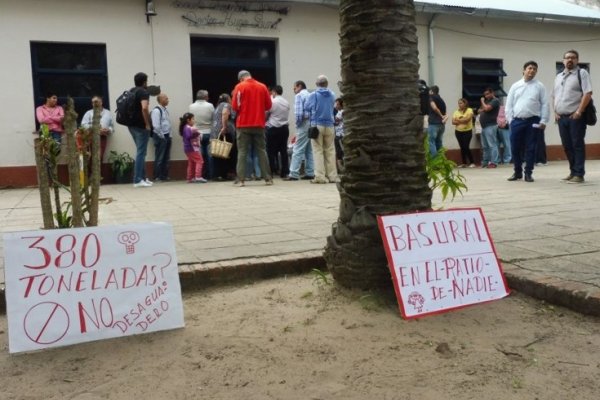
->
[324,0,432,289]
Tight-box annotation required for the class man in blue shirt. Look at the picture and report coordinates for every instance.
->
[285,80,315,181]
[306,75,337,184]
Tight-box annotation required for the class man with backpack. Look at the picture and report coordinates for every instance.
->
[117,72,152,187]
[151,93,172,182]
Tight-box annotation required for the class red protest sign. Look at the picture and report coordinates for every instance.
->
[377,208,509,319]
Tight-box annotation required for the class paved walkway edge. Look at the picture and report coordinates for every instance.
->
[0,252,598,317]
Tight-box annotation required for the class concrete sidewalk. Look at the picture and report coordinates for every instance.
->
[1,160,600,315]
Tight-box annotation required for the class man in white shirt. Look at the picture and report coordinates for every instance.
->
[189,90,214,179]
[266,85,290,177]
[505,60,549,183]
[81,95,113,163]
[151,93,172,182]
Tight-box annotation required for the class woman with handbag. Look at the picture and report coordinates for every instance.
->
[211,93,237,181]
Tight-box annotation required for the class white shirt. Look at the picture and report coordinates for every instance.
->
[189,100,214,134]
[505,78,550,125]
[81,108,113,133]
[266,95,290,128]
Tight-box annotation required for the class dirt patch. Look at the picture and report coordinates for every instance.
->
[1,274,599,399]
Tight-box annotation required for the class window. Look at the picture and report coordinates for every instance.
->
[31,42,109,125]
[462,58,506,110]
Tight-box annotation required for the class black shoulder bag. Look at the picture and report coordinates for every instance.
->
[577,69,597,126]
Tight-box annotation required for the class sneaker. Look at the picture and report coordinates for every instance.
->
[300,175,315,180]
[567,176,584,184]
[468,164,476,168]
[133,180,152,188]
[561,175,573,181]
[194,177,208,183]
[487,163,497,169]
[283,176,299,181]
[265,179,273,186]
[144,179,153,186]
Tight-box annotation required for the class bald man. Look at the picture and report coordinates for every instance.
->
[151,93,172,182]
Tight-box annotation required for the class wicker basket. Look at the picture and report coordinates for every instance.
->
[210,137,233,159]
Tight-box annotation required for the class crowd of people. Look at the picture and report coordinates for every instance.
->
[426,49,593,183]
[35,48,592,188]
[35,71,346,188]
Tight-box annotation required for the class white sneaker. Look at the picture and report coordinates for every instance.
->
[144,179,153,186]
[195,177,208,183]
[133,180,152,188]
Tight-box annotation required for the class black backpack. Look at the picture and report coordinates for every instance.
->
[115,88,138,126]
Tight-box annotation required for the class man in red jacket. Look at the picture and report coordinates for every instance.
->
[232,70,273,186]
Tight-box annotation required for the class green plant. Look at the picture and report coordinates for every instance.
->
[311,268,331,286]
[108,150,134,176]
[425,138,468,202]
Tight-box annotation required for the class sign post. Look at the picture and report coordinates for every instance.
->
[377,208,509,319]
[4,222,185,353]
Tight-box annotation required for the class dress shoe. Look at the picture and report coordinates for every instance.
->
[301,175,315,180]
[507,174,522,181]
[283,176,299,181]
[524,174,534,182]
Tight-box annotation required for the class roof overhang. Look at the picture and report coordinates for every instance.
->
[260,0,600,26]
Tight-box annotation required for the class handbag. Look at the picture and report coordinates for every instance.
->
[209,135,232,159]
[584,99,597,126]
[576,69,597,126]
[308,126,319,139]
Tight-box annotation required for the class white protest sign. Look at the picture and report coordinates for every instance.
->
[377,208,509,319]
[4,222,184,353]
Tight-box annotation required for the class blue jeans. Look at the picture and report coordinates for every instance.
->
[153,134,171,180]
[496,128,512,163]
[245,142,261,179]
[288,120,315,178]
[427,123,445,156]
[481,124,499,165]
[128,126,150,184]
[558,116,587,177]
[200,133,213,179]
[510,117,539,176]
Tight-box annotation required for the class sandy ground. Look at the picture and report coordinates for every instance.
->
[1,273,599,400]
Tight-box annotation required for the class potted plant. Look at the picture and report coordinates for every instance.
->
[108,150,134,184]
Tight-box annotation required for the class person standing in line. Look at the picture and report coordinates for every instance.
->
[151,93,172,182]
[127,72,153,187]
[179,113,207,184]
[306,74,337,184]
[266,85,290,178]
[36,92,64,145]
[451,98,475,168]
[334,97,345,172]
[231,70,273,187]
[81,95,113,164]
[285,80,315,181]
[478,87,501,168]
[505,60,549,183]
[496,104,512,165]
[211,93,237,181]
[553,49,593,184]
[426,85,447,156]
[189,90,215,180]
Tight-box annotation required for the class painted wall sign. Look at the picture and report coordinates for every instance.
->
[377,208,510,319]
[173,0,287,30]
[4,222,185,353]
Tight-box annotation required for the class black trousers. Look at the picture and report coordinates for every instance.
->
[455,130,474,164]
[266,125,290,177]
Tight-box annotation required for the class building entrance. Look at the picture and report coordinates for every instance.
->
[190,37,277,105]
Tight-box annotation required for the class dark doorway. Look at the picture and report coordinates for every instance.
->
[190,37,277,105]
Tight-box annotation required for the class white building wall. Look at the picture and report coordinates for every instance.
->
[1,1,599,170]
[417,13,600,150]
[0,0,341,168]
